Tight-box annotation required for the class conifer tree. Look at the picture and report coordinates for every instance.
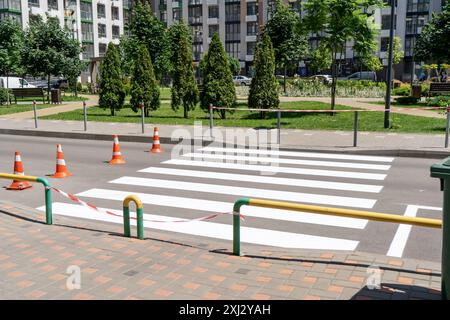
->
[248,34,279,118]
[98,42,125,116]
[169,22,199,118]
[200,32,236,119]
[130,45,160,117]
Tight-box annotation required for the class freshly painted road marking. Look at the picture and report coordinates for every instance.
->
[76,188,369,229]
[199,147,395,163]
[38,202,359,250]
[138,167,383,193]
[182,153,391,171]
[162,159,387,181]
[109,176,377,208]
[386,205,441,258]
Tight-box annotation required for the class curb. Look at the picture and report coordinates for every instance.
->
[1,128,449,159]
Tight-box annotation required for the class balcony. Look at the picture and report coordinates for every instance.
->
[245,35,256,42]
[207,18,218,25]
[245,15,257,22]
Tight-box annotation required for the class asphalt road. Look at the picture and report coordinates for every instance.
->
[0,134,444,262]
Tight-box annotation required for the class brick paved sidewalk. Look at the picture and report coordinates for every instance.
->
[0,201,441,300]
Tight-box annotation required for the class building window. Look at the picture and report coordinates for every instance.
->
[247,22,258,36]
[188,6,202,24]
[82,43,94,60]
[1,0,21,10]
[405,37,416,56]
[99,43,107,57]
[111,6,119,20]
[208,5,219,18]
[98,23,106,38]
[81,22,93,41]
[0,12,21,24]
[160,11,167,24]
[380,37,389,52]
[225,23,240,42]
[48,0,58,10]
[407,0,430,13]
[112,25,120,39]
[28,0,39,7]
[191,25,203,43]
[246,2,258,16]
[208,24,218,38]
[192,43,203,61]
[381,15,397,30]
[225,3,240,22]
[97,3,106,18]
[80,2,93,21]
[225,42,240,59]
[173,8,182,22]
[247,42,256,55]
[406,15,428,34]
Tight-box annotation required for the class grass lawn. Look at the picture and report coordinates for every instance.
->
[42,101,446,133]
[367,100,438,109]
[0,103,54,116]
[160,87,171,100]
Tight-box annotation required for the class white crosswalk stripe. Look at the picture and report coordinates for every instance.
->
[181,153,391,170]
[75,188,369,229]
[199,146,395,163]
[40,203,359,250]
[37,148,394,251]
[109,176,377,208]
[137,167,383,193]
[162,159,387,180]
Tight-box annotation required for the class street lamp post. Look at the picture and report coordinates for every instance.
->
[72,19,79,97]
[384,0,396,129]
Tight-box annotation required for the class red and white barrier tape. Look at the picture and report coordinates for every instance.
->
[50,187,245,223]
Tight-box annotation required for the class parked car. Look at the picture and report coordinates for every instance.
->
[233,75,252,86]
[342,71,377,81]
[309,74,332,85]
[0,76,36,89]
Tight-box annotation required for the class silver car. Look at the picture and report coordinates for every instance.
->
[233,75,252,86]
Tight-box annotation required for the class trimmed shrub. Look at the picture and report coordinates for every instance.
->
[427,95,450,107]
[392,85,411,96]
[395,96,420,104]
[0,88,11,105]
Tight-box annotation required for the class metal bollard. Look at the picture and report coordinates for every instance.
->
[430,158,450,299]
[123,195,144,240]
[83,101,87,131]
[353,111,358,147]
[445,107,450,148]
[33,100,38,128]
[141,102,145,134]
[209,104,214,139]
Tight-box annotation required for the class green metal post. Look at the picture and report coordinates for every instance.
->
[123,206,130,237]
[430,157,450,299]
[442,179,450,299]
[37,177,52,225]
[137,207,144,240]
[232,198,250,256]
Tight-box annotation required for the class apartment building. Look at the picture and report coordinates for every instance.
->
[0,0,131,83]
[150,0,445,81]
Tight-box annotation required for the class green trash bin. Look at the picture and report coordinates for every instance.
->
[430,157,450,299]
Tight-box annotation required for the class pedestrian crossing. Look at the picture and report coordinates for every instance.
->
[37,146,395,251]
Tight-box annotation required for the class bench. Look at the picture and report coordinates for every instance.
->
[429,82,450,97]
[11,88,46,104]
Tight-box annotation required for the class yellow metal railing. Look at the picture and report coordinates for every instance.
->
[232,198,442,256]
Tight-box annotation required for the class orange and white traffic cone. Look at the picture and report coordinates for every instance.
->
[109,134,126,164]
[51,144,72,178]
[150,127,163,153]
[7,152,32,190]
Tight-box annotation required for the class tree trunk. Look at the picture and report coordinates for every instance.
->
[47,74,51,104]
[6,74,10,106]
[145,107,149,117]
[111,107,115,116]
[184,106,188,119]
[283,65,287,94]
[330,53,337,114]
[220,109,226,119]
